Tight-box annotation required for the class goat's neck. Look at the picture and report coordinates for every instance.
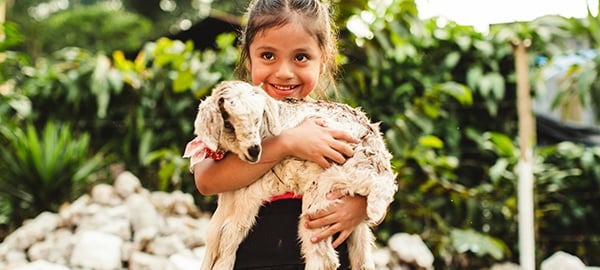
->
[275,98,320,129]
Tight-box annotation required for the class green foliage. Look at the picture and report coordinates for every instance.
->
[535,142,600,262]
[0,22,25,51]
[17,47,121,123]
[337,0,600,267]
[336,1,515,266]
[468,130,600,264]
[36,4,152,55]
[8,33,238,194]
[451,228,510,260]
[0,121,107,228]
[0,85,31,121]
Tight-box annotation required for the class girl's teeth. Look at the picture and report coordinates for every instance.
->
[274,85,294,90]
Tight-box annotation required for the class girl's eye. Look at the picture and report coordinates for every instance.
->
[295,54,309,62]
[261,52,275,60]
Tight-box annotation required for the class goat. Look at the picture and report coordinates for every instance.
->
[185,80,397,270]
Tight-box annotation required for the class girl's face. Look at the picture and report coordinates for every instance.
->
[247,22,324,100]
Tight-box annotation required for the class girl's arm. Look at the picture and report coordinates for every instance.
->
[193,118,356,195]
[193,135,285,195]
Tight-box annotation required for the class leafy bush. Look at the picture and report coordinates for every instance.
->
[336,0,600,267]
[9,33,238,194]
[37,4,153,55]
[0,121,107,229]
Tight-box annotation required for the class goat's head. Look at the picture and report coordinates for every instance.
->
[193,81,281,164]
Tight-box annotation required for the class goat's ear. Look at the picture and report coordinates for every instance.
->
[262,95,282,135]
[194,96,221,150]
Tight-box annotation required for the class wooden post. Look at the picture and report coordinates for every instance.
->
[0,0,5,42]
[511,38,536,270]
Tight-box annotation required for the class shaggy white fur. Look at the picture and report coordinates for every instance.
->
[188,81,397,270]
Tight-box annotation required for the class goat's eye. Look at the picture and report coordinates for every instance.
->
[224,121,234,130]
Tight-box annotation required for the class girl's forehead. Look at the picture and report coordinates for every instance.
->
[259,21,302,35]
[255,22,317,44]
[255,12,318,38]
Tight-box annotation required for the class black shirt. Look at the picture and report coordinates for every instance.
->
[234,199,350,270]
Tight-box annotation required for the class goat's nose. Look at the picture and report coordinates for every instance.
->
[248,145,261,161]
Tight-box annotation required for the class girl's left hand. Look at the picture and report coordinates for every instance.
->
[304,190,367,248]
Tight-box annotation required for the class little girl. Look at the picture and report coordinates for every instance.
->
[191,0,385,269]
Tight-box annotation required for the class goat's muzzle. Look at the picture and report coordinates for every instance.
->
[246,144,262,163]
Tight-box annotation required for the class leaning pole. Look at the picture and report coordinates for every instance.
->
[0,0,5,42]
[511,39,536,270]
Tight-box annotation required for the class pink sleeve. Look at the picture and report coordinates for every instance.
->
[183,137,210,173]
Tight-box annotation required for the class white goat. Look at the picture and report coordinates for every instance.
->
[186,80,397,270]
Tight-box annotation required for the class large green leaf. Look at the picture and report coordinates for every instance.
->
[451,228,509,260]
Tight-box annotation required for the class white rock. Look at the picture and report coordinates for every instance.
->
[132,226,159,251]
[163,216,209,247]
[57,194,92,227]
[151,190,198,216]
[126,193,164,232]
[27,229,73,264]
[3,250,28,265]
[91,183,121,206]
[10,260,70,270]
[114,171,142,198]
[69,231,123,270]
[541,251,587,270]
[129,251,175,270]
[75,205,131,241]
[2,212,59,251]
[147,235,187,256]
[170,252,202,270]
[388,233,434,269]
[371,247,392,269]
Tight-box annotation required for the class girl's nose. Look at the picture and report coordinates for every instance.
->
[275,62,294,79]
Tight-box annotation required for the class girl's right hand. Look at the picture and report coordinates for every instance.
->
[280,118,357,168]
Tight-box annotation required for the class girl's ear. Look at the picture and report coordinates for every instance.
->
[246,60,252,73]
[320,62,326,75]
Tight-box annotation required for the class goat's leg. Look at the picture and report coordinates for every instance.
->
[299,186,340,270]
[346,224,376,270]
[209,191,264,270]
[200,199,230,270]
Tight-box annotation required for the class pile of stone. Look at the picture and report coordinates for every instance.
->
[0,171,435,270]
[0,171,210,270]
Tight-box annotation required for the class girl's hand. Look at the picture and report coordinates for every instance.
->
[280,118,357,168]
[304,190,368,248]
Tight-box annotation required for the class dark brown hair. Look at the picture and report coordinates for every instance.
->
[235,0,339,98]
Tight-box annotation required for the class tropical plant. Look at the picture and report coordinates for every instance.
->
[0,121,108,229]
[14,3,152,58]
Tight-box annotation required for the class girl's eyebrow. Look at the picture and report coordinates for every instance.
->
[253,45,315,53]
[254,45,276,51]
